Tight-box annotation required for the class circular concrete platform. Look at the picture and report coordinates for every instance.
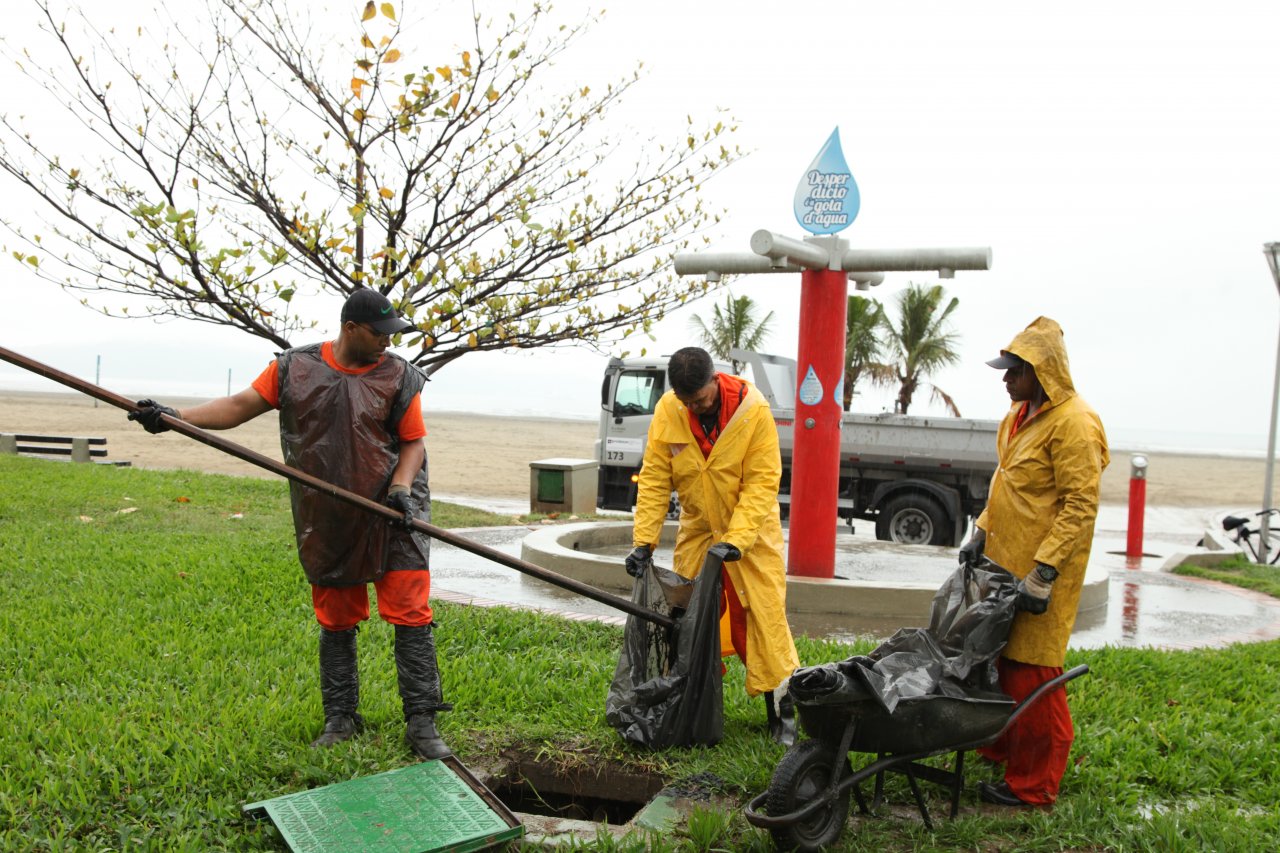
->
[519,521,1110,639]
[425,506,1280,650]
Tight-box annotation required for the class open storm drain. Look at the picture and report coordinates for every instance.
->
[490,754,665,825]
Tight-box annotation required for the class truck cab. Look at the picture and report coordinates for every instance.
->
[596,356,668,512]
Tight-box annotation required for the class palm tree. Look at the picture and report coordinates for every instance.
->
[882,283,963,416]
[688,292,774,374]
[842,295,894,410]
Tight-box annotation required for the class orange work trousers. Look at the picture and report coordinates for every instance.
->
[718,568,749,666]
[977,657,1074,805]
[311,569,433,632]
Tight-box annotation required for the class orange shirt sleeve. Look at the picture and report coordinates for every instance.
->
[251,361,281,409]
[398,393,426,442]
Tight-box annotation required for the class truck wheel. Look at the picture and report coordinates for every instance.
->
[875,494,951,546]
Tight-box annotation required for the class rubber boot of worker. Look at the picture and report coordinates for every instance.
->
[765,687,797,746]
[310,626,364,748]
[394,623,453,760]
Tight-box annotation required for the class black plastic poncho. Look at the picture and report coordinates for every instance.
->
[276,344,430,586]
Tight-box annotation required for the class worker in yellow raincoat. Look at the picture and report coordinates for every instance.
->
[958,317,1109,807]
[627,347,801,744]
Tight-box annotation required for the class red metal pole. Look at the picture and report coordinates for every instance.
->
[1125,454,1148,558]
[787,267,848,578]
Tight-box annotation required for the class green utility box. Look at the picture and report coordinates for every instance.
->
[529,457,598,514]
[243,757,521,853]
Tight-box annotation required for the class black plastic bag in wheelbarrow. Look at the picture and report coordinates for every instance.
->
[605,552,725,749]
[788,559,1017,715]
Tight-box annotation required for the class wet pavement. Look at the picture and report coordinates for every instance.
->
[427,498,1280,650]
[1078,504,1280,649]
[427,524,631,625]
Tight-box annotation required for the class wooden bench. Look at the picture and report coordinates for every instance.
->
[0,433,131,467]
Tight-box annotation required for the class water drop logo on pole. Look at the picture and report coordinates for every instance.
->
[793,128,860,236]
[798,365,824,406]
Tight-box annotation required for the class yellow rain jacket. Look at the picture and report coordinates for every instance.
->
[977,317,1109,667]
[633,379,800,697]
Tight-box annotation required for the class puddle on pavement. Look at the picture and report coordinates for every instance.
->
[429,528,633,617]
[429,528,1278,650]
[1068,569,1276,649]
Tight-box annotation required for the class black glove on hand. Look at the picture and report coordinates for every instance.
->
[708,541,742,562]
[1015,563,1058,614]
[958,529,986,566]
[385,485,420,529]
[625,545,652,578]
[128,399,178,434]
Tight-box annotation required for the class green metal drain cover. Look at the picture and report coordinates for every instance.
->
[243,756,522,853]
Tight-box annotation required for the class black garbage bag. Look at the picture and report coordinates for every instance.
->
[787,654,877,706]
[788,559,1017,714]
[606,552,725,749]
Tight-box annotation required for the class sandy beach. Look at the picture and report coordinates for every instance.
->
[0,390,599,500]
[0,389,1270,509]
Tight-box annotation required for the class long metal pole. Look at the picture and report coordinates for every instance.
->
[0,345,673,628]
[1260,307,1280,563]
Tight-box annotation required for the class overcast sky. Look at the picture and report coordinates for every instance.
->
[3,1,1279,455]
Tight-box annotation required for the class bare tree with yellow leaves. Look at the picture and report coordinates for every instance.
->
[0,1,739,373]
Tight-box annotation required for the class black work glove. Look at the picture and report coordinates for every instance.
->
[958,528,986,566]
[127,399,179,434]
[1015,563,1058,614]
[385,485,420,529]
[708,541,742,562]
[625,545,653,578]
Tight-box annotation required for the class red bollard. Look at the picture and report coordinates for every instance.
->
[1126,454,1148,559]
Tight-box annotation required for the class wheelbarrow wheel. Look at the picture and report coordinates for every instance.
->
[764,739,851,852]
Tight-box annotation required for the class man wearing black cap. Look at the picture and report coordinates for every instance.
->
[958,316,1108,808]
[129,288,451,761]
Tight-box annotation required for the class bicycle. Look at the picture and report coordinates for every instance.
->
[1220,508,1280,564]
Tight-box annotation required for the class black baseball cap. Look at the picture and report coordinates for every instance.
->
[341,289,415,335]
[986,351,1026,370]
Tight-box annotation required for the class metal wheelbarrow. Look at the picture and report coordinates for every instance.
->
[744,663,1088,850]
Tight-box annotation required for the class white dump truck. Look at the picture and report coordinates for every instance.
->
[595,349,1000,546]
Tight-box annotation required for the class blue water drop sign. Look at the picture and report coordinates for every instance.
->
[793,127,859,235]
[798,365,824,406]
[832,377,844,408]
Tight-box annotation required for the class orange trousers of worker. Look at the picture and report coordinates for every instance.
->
[977,657,1074,805]
[311,569,434,632]
[719,569,750,668]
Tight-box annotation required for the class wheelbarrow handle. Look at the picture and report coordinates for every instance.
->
[1001,663,1089,732]
[744,780,844,829]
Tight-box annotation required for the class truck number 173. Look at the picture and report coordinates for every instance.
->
[606,451,626,461]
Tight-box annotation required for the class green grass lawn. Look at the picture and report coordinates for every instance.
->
[1172,554,1280,599]
[1,455,1277,851]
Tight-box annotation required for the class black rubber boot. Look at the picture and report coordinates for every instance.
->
[310,626,363,748]
[765,688,797,746]
[394,624,453,760]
